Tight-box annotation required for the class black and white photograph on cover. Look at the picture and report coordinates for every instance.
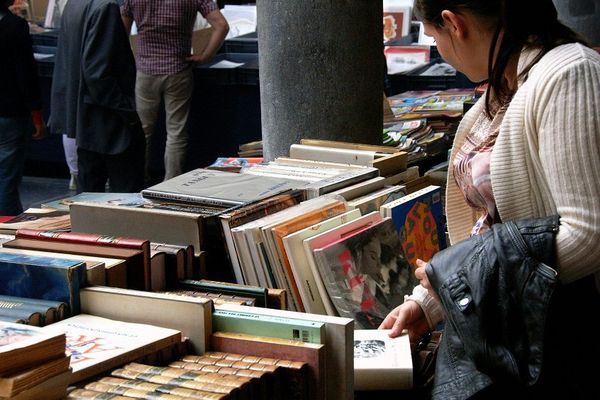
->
[313,218,419,329]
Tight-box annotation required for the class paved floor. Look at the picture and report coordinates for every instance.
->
[20,175,74,210]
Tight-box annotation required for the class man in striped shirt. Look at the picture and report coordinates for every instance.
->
[121,0,229,183]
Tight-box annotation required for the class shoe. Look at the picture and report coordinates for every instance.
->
[69,174,77,191]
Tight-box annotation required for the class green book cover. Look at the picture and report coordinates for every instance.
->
[213,309,325,344]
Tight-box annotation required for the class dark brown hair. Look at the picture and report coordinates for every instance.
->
[414,0,588,117]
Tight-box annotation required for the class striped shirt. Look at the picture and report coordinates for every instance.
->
[121,0,218,75]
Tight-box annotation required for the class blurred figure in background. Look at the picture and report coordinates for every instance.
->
[0,0,45,215]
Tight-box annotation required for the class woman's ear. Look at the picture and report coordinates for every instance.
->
[440,9,468,40]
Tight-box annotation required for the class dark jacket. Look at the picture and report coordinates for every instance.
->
[0,6,41,118]
[50,0,137,154]
[425,215,560,399]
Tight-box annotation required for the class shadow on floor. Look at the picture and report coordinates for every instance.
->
[20,176,74,210]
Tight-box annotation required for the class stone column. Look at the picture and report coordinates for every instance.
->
[257,1,383,161]
[553,0,600,46]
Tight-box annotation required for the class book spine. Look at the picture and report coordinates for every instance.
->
[179,280,267,308]
[0,294,65,322]
[212,310,323,344]
[15,229,147,250]
[141,189,244,208]
[121,363,252,388]
[107,369,235,397]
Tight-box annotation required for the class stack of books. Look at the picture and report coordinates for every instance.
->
[0,321,71,400]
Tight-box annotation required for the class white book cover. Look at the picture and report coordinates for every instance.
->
[43,314,181,382]
[354,329,413,390]
[282,209,361,314]
[302,211,383,316]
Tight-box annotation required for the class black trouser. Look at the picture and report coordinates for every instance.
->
[77,125,145,193]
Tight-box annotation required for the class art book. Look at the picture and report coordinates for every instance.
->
[42,314,182,383]
[141,168,297,208]
[354,329,412,390]
[0,252,86,314]
[380,185,446,269]
[0,321,66,376]
[302,211,384,316]
[312,217,419,329]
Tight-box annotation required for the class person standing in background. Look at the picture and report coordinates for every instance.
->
[50,0,145,193]
[121,0,229,184]
[0,0,45,216]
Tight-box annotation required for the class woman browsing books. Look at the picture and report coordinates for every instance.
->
[379,0,600,398]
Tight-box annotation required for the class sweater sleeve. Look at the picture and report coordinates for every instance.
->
[536,48,600,283]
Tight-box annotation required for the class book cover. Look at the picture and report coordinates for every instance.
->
[289,143,377,166]
[141,168,297,207]
[79,286,212,355]
[347,184,406,215]
[380,185,447,268]
[0,252,86,314]
[212,308,325,344]
[210,331,327,400]
[282,209,361,315]
[42,314,182,383]
[312,218,419,329]
[0,321,66,376]
[302,211,384,316]
[216,303,354,400]
[354,329,413,390]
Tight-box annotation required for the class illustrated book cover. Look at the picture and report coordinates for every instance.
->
[312,217,419,329]
[42,314,182,383]
[380,184,446,269]
[354,329,413,391]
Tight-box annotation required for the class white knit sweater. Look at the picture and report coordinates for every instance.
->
[412,43,600,327]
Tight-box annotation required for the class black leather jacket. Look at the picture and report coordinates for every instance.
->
[425,216,560,399]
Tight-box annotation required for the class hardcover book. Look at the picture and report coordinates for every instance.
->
[0,321,66,376]
[69,201,207,259]
[210,331,327,400]
[354,329,413,391]
[0,252,86,314]
[2,238,145,291]
[380,185,447,268]
[15,229,152,291]
[42,314,182,383]
[216,303,354,400]
[141,168,297,208]
[79,286,212,355]
[312,217,419,329]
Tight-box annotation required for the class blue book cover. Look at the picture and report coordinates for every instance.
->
[381,185,447,269]
[0,253,86,314]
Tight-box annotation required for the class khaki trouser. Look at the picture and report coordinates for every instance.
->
[136,68,194,182]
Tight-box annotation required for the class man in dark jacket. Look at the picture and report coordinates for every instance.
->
[50,0,144,193]
[0,0,45,215]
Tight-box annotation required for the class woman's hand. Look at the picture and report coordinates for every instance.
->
[379,300,430,345]
[415,258,439,302]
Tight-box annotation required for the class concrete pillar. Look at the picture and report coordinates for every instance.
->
[553,0,600,46]
[257,1,383,161]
